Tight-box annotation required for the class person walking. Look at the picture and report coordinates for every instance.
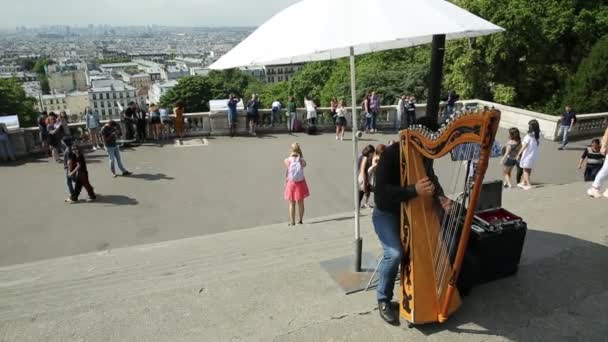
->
[61,136,75,201]
[58,111,71,138]
[67,144,96,203]
[84,108,102,150]
[500,128,522,188]
[246,94,259,136]
[286,96,297,133]
[330,97,339,125]
[46,115,63,162]
[516,120,541,190]
[173,101,185,141]
[587,126,608,198]
[227,94,240,137]
[100,121,132,178]
[334,99,347,140]
[579,138,605,182]
[149,103,161,142]
[362,93,372,134]
[558,106,576,150]
[284,143,310,226]
[0,123,16,162]
[367,144,386,193]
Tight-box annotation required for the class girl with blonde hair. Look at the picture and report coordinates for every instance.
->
[284,143,310,226]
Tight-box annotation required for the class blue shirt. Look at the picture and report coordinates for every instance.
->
[227,99,239,114]
[562,111,576,126]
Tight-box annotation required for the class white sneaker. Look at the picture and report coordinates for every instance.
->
[92,146,97,151]
[587,187,602,198]
[336,136,339,140]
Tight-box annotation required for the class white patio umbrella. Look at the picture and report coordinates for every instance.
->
[211,0,504,271]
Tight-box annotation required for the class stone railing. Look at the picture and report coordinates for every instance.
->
[6,100,607,159]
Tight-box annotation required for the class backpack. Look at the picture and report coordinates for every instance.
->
[287,157,305,182]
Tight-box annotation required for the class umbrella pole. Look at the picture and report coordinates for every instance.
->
[350,47,362,272]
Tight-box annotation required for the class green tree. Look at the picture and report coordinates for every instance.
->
[160,76,212,112]
[564,35,608,113]
[0,78,38,126]
[32,59,54,95]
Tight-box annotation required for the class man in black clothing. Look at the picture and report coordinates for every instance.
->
[123,102,137,141]
[372,117,451,325]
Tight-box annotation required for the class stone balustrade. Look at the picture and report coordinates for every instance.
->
[4,100,607,160]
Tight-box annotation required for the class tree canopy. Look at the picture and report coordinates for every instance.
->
[0,78,38,126]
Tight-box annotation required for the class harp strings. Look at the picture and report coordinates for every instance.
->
[433,143,475,297]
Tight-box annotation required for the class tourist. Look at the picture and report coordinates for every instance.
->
[304,96,317,127]
[58,111,71,138]
[61,136,75,201]
[369,91,381,133]
[46,114,62,162]
[149,103,161,142]
[84,108,102,150]
[335,99,347,140]
[271,99,282,127]
[0,123,16,162]
[67,144,96,203]
[37,111,49,153]
[123,102,137,141]
[500,128,522,188]
[136,104,147,142]
[396,95,407,130]
[445,90,460,117]
[227,94,240,138]
[358,144,376,208]
[367,144,386,192]
[579,138,605,182]
[246,94,259,136]
[516,120,541,190]
[159,107,171,140]
[330,97,339,125]
[284,143,309,226]
[286,96,297,133]
[100,120,132,178]
[558,106,576,150]
[173,101,185,141]
[586,126,608,198]
[406,96,417,127]
[362,93,372,134]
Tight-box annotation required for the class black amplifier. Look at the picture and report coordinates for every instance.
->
[458,181,527,293]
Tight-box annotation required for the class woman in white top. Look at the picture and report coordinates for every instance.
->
[516,120,541,190]
[304,96,317,126]
[587,125,608,198]
[335,99,347,140]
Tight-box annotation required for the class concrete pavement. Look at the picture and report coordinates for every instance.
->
[1,180,607,342]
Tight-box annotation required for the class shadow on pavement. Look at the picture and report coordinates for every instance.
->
[415,229,608,341]
[125,173,174,181]
[87,194,139,206]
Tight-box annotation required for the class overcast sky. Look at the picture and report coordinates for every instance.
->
[0,0,302,28]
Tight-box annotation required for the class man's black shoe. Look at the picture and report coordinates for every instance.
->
[378,301,399,325]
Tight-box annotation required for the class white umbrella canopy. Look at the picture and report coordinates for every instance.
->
[209,0,504,69]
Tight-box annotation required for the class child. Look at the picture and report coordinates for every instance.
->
[284,143,310,226]
[500,128,522,188]
[367,144,386,193]
[579,139,605,182]
[516,120,541,190]
[68,145,96,202]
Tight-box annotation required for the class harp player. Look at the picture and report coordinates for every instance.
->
[372,117,451,325]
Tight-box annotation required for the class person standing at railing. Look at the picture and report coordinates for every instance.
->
[587,126,608,198]
[445,90,459,117]
[149,103,161,143]
[335,99,347,140]
[37,111,49,154]
[246,94,260,136]
[369,91,380,133]
[227,94,240,138]
[362,93,372,134]
[135,103,147,143]
[286,96,297,133]
[123,102,137,141]
[271,99,282,128]
[0,123,16,163]
[173,101,185,141]
[406,96,417,128]
[304,96,317,127]
[84,108,102,150]
[159,107,170,140]
[558,106,577,150]
[396,95,406,130]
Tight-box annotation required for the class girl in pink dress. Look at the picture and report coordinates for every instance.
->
[284,143,310,226]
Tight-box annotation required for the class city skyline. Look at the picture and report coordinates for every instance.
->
[0,0,301,29]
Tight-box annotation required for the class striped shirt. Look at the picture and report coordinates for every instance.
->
[582,147,605,166]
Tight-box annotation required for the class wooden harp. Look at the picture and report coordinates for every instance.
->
[399,109,501,325]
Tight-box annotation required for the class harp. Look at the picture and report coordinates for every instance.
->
[399,109,501,325]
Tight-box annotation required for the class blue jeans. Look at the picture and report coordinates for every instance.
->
[371,111,378,130]
[365,115,372,131]
[406,111,416,128]
[106,146,126,175]
[271,108,280,126]
[65,172,74,194]
[559,125,570,146]
[372,208,403,302]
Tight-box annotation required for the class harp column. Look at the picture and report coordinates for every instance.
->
[350,46,363,272]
